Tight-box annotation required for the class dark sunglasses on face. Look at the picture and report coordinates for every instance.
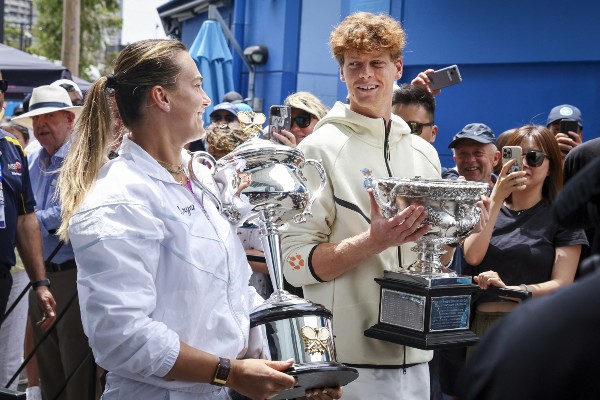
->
[0,79,8,93]
[211,114,236,124]
[407,121,434,135]
[292,113,313,129]
[524,150,547,167]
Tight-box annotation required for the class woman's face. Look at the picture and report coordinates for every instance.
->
[168,52,211,144]
[290,107,317,144]
[520,136,550,192]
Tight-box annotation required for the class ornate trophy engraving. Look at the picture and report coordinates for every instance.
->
[189,123,358,399]
[364,177,488,350]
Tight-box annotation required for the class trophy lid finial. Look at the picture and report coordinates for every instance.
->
[238,111,267,138]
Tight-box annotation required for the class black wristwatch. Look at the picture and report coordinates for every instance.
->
[211,357,231,386]
[31,279,51,289]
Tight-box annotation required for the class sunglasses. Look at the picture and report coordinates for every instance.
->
[292,113,313,129]
[407,121,434,135]
[211,114,236,124]
[0,80,8,93]
[523,150,547,167]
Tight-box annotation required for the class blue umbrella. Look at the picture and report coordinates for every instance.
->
[189,20,235,125]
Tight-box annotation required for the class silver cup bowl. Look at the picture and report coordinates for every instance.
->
[372,177,488,276]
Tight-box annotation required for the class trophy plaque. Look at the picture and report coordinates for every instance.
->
[190,131,358,399]
[364,177,488,350]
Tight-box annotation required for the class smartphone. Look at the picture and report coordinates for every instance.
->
[268,105,291,143]
[428,65,462,91]
[559,119,580,135]
[502,146,523,174]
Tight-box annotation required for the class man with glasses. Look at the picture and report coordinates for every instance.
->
[392,84,437,144]
[51,79,84,107]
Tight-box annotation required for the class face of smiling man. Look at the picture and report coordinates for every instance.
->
[453,140,500,185]
[340,49,403,120]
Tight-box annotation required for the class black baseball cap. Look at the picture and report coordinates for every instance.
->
[448,123,496,148]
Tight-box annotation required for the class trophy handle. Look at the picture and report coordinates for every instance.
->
[187,151,223,212]
[294,159,327,223]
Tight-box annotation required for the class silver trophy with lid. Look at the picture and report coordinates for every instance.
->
[189,114,358,399]
[364,177,488,350]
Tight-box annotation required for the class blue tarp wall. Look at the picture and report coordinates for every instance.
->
[174,0,600,167]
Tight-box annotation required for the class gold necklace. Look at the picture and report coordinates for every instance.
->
[155,159,184,174]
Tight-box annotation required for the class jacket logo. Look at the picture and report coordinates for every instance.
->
[7,161,22,175]
[288,254,305,270]
[178,204,195,216]
[361,168,373,189]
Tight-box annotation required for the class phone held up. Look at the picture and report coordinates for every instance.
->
[559,119,580,136]
[502,146,523,174]
[428,65,462,91]
[268,105,291,144]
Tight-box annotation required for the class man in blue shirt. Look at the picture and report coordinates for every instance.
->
[12,84,93,400]
[0,70,55,330]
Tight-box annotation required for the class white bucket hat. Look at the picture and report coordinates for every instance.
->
[12,85,83,129]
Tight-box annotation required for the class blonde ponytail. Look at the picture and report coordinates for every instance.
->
[57,77,114,241]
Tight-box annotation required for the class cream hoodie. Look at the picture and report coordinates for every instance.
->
[282,102,440,366]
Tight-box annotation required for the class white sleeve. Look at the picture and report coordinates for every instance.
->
[70,203,179,378]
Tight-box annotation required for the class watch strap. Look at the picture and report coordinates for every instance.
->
[31,278,51,289]
[211,357,231,386]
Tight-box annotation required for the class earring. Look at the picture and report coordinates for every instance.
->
[165,105,171,112]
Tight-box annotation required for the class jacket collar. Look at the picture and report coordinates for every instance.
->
[119,135,188,184]
[314,102,411,145]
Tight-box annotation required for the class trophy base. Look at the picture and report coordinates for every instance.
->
[365,323,479,350]
[250,301,359,396]
[365,272,479,350]
[270,362,359,400]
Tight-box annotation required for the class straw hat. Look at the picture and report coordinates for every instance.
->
[12,85,83,129]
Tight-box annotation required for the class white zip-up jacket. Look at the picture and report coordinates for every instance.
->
[69,136,263,396]
[282,102,441,367]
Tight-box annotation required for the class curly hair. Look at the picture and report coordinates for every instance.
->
[329,12,406,65]
[205,123,252,153]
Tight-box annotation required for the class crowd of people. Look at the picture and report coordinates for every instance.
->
[0,10,597,400]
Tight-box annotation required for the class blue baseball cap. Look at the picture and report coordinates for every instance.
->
[210,102,238,117]
[547,104,583,128]
[235,103,253,113]
[448,123,496,148]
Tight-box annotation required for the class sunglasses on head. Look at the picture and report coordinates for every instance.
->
[292,113,313,129]
[211,114,236,124]
[0,80,8,93]
[524,150,547,167]
[407,121,434,135]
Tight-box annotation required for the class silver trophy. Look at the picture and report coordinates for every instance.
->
[364,177,488,349]
[189,133,358,399]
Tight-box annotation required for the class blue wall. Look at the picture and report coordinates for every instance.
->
[177,0,600,167]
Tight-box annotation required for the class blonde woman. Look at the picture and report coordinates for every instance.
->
[57,39,340,400]
[270,91,329,146]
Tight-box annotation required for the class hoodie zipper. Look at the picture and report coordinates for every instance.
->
[383,119,393,177]
[382,118,403,270]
